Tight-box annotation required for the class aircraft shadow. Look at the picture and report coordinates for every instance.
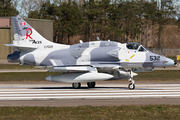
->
[31,86,161,90]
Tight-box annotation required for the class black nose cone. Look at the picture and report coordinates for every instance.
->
[174,61,177,66]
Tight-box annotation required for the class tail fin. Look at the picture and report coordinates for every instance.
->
[12,15,55,45]
[5,15,71,51]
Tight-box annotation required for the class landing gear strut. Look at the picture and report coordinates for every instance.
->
[128,70,135,90]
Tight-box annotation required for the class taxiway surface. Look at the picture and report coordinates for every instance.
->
[0,81,180,106]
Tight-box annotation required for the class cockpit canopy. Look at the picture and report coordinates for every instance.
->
[126,42,147,52]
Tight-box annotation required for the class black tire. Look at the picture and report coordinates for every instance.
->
[128,83,135,90]
[87,82,96,88]
[72,83,81,89]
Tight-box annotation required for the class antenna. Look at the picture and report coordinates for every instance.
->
[95,34,100,41]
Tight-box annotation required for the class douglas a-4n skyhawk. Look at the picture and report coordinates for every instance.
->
[6,15,176,90]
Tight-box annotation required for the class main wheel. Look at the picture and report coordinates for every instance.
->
[72,83,81,89]
[128,83,135,90]
[87,82,96,88]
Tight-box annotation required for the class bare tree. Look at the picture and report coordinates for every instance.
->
[16,0,47,17]
[172,0,180,16]
[11,0,21,9]
[53,0,62,5]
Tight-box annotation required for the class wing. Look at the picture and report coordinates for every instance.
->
[49,59,97,72]
[54,66,97,72]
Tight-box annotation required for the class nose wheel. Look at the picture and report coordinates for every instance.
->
[128,83,135,90]
[128,70,135,90]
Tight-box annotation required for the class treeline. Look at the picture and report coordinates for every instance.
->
[0,0,180,48]
[0,0,18,16]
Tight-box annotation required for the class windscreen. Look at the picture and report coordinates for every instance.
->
[126,43,141,50]
[127,42,148,52]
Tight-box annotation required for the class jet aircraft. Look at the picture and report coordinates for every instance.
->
[6,15,176,90]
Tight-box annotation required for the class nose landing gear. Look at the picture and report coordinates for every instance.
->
[128,79,135,90]
[128,70,135,90]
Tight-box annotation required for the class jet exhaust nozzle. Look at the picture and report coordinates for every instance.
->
[7,51,20,63]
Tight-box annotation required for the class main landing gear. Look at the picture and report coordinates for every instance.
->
[87,82,96,88]
[72,83,81,89]
[72,82,96,89]
[128,70,135,90]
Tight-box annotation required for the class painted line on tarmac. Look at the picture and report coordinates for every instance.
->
[0,94,180,100]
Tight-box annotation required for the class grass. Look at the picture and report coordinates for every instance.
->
[0,64,35,69]
[0,105,180,120]
[0,72,59,82]
[0,70,180,82]
[135,70,180,81]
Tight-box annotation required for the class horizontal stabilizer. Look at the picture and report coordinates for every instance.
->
[5,44,38,49]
